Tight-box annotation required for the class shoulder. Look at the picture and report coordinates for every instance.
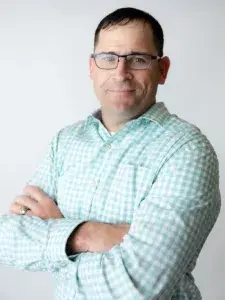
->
[49,119,86,151]
[57,119,85,140]
[164,113,216,156]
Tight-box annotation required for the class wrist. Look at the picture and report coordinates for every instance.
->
[66,222,90,255]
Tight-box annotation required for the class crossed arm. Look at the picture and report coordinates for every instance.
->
[9,185,130,254]
[66,221,130,254]
[0,134,221,299]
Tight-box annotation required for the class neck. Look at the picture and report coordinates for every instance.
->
[101,114,127,132]
[100,101,155,132]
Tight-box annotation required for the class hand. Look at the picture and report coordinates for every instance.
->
[9,185,63,219]
[86,222,130,252]
[67,222,130,254]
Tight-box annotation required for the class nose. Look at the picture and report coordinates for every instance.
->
[113,58,132,81]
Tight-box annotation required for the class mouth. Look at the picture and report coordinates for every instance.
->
[109,89,135,93]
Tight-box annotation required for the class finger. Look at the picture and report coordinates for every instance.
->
[23,185,62,219]
[25,210,36,217]
[9,202,29,215]
[9,202,21,214]
[14,195,39,214]
[23,186,53,206]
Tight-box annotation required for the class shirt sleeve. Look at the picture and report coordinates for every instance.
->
[51,138,221,299]
[0,130,84,272]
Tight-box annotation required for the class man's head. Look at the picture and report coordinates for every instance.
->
[90,7,170,124]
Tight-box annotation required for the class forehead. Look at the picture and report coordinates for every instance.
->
[96,21,156,54]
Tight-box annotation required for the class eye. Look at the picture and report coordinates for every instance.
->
[132,56,148,64]
[100,54,116,62]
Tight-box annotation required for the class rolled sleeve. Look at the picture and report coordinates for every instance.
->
[0,214,85,272]
[46,218,85,266]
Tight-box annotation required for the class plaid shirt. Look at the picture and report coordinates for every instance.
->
[0,102,221,299]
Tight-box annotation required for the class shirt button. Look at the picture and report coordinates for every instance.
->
[104,144,111,149]
[89,180,96,187]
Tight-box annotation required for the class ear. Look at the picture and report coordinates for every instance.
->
[89,56,94,80]
[158,56,170,85]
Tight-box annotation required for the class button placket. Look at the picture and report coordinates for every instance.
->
[104,143,112,150]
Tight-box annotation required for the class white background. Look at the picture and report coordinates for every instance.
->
[0,0,224,299]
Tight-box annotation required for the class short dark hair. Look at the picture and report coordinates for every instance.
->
[94,7,164,57]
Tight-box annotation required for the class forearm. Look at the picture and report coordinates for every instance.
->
[0,213,84,272]
[0,210,129,272]
[52,197,218,300]
[66,221,130,255]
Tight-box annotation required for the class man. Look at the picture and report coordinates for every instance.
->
[1,7,221,300]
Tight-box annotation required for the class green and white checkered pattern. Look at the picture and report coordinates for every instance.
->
[0,102,221,299]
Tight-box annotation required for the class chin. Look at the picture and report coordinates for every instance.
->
[112,93,135,103]
[111,98,135,110]
[100,94,140,113]
[112,100,139,115]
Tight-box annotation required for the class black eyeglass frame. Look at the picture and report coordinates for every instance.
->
[90,52,161,70]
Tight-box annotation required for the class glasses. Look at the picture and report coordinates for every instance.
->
[91,52,160,70]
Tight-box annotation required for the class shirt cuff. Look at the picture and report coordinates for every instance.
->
[45,218,84,267]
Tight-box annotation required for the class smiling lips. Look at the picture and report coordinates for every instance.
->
[110,89,135,92]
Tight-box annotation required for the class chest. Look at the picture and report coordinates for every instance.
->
[56,129,172,223]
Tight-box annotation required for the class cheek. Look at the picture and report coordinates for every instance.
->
[143,71,160,88]
[135,72,154,90]
[93,71,111,90]
[132,74,158,98]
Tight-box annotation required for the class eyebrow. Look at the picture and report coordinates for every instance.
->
[96,51,153,56]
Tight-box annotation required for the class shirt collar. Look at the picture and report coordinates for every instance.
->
[139,102,170,127]
[86,102,169,128]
